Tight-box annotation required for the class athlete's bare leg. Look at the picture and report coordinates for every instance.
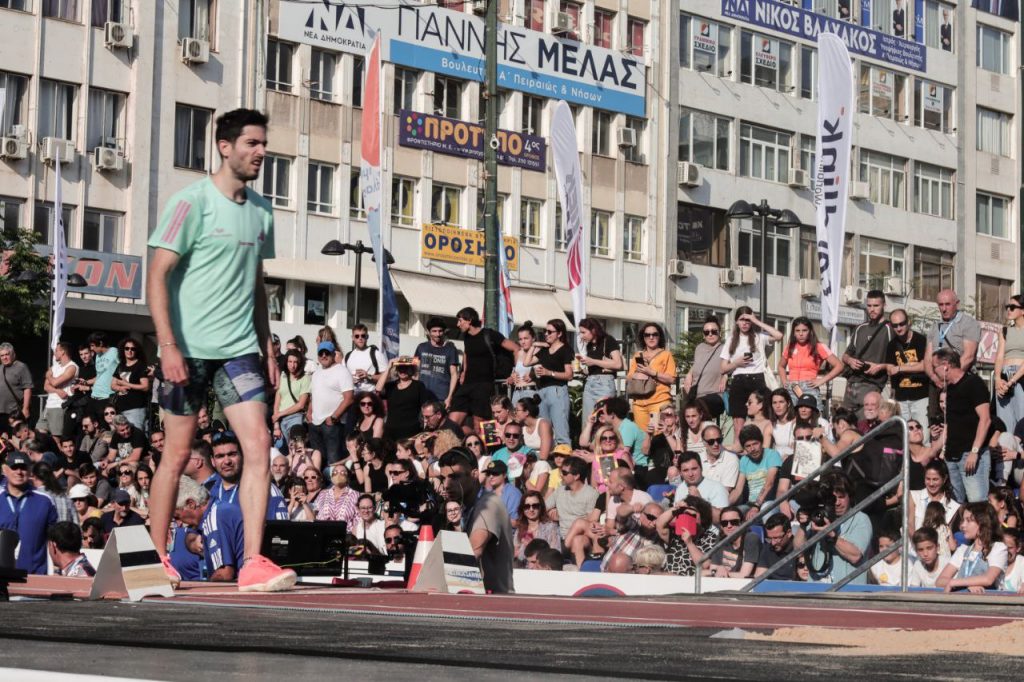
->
[149,412,199,557]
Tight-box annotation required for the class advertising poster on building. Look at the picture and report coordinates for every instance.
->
[420,223,519,271]
[398,110,546,172]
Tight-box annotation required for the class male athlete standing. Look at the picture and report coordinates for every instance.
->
[146,109,295,592]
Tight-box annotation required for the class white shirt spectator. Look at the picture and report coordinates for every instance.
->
[675,478,729,510]
[908,558,947,588]
[700,449,740,490]
[45,358,78,408]
[352,517,387,554]
[346,346,385,393]
[310,364,355,425]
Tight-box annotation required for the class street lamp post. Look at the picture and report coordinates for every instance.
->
[726,199,802,320]
[14,267,88,364]
[321,239,395,329]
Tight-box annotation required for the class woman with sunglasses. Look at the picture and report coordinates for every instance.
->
[514,395,553,463]
[272,349,310,450]
[285,475,315,522]
[706,505,762,578]
[302,467,326,514]
[720,307,783,441]
[113,461,145,515]
[580,425,633,493]
[523,319,574,446]
[463,434,491,482]
[644,404,688,485]
[778,317,843,412]
[352,392,385,442]
[375,357,430,441]
[509,322,539,405]
[656,495,720,577]
[110,337,151,432]
[513,492,561,567]
[906,418,944,490]
[995,294,1024,436]
[683,316,726,418]
[626,322,677,432]
[285,425,323,477]
[316,465,360,524]
[69,484,102,525]
[577,318,624,424]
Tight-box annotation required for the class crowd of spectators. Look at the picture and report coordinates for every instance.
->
[2,286,1024,594]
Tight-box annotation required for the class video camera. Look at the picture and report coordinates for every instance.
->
[793,481,836,530]
[382,480,438,521]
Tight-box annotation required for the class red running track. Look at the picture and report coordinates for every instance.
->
[12,576,1019,632]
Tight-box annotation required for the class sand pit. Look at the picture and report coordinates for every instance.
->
[747,619,1024,657]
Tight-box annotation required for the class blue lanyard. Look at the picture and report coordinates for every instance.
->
[938,312,961,348]
[5,494,27,523]
[214,484,238,506]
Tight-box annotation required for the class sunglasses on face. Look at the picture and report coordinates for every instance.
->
[119,470,133,475]
[318,350,332,357]
[466,441,482,447]
[353,333,368,339]
[505,432,522,439]
[7,464,27,472]
[104,411,116,416]
[643,332,660,338]
[704,437,723,445]
[545,329,557,335]
[702,329,719,336]
[600,435,618,442]
[124,347,137,352]
[523,503,541,510]
[721,518,741,526]
[908,424,922,431]
[385,536,401,544]
[1007,304,1022,311]
[891,320,908,328]
[643,512,660,521]
[794,435,815,442]
[387,470,406,476]
[560,469,574,476]
[360,401,374,407]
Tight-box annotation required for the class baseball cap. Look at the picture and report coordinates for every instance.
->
[795,395,818,410]
[317,341,336,354]
[483,460,508,476]
[551,444,572,457]
[4,451,28,468]
[68,484,92,500]
[112,489,132,505]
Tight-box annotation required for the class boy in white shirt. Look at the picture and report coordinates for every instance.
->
[870,528,903,586]
[999,529,1024,593]
[908,527,947,588]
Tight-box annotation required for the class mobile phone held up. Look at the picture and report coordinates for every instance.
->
[636,354,646,366]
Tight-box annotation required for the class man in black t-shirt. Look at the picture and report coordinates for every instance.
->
[102,415,147,476]
[935,347,991,503]
[885,308,930,429]
[448,307,517,434]
[755,513,798,580]
[100,489,145,536]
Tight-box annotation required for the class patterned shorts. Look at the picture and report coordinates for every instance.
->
[158,353,266,416]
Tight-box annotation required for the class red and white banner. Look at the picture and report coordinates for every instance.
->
[813,33,854,340]
[551,101,586,344]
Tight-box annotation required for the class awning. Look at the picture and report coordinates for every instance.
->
[263,258,359,288]
[391,270,571,328]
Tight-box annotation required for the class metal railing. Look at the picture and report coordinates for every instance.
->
[693,416,910,594]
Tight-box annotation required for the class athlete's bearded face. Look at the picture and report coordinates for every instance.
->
[221,125,267,182]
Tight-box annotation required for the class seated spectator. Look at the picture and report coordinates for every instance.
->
[68,484,102,525]
[284,476,315,522]
[937,502,1007,593]
[352,438,389,495]
[301,467,326,514]
[707,505,762,578]
[316,465,360,525]
[55,437,91,482]
[729,425,782,520]
[490,423,532,467]
[100,489,145,536]
[351,493,387,555]
[285,426,322,477]
[908,459,961,542]
[774,421,818,519]
[605,552,633,573]
[535,547,564,571]
[80,516,106,550]
[699,425,740,496]
[869,528,904,586]
[102,415,147,475]
[801,471,873,585]
[32,462,75,525]
[523,538,549,569]
[632,544,668,575]
[78,415,111,464]
[999,529,1024,593]
[513,491,561,567]
[47,521,95,577]
[522,452,551,494]
[270,449,289,490]
[579,425,633,493]
[545,456,599,541]
[442,500,463,531]
[857,391,883,434]
[988,486,1023,532]
[483,460,522,524]
[601,501,664,571]
[908,527,947,588]
[656,495,720,576]
[755,513,799,579]
[674,451,729,521]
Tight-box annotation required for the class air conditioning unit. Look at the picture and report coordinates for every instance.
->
[469,0,486,14]
[677,161,700,187]
[181,37,210,64]
[552,12,575,35]
[616,128,636,148]
[719,266,757,287]
[849,181,870,200]
[104,21,133,49]
[843,285,866,306]
[884,276,907,297]
[667,259,691,279]
[799,278,820,299]
[788,167,809,188]
[0,126,28,160]
[40,137,74,164]
[93,146,124,172]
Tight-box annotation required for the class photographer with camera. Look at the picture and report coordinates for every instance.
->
[797,471,872,585]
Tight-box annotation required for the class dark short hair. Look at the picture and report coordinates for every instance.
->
[537,547,564,570]
[562,455,588,478]
[865,290,886,302]
[678,451,702,468]
[47,521,83,554]
[78,462,98,477]
[438,447,477,471]
[357,493,376,507]
[603,397,630,420]
[425,317,447,331]
[912,527,938,546]
[738,424,763,446]
[455,307,481,327]
[933,346,961,368]
[215,108,269,146]
[763,513,790,533]
[524,538,550,558]
[353,323,369,334]
[86,332,108,348]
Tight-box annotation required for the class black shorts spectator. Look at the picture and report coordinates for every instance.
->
[727,374,767,419]
[450,382,495,419]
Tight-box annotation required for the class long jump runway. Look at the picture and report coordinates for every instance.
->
[5,577,1024,680]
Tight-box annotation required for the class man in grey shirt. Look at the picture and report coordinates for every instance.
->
[438,447,515,594]
[924,288,981,420]
[0,342,33,431]
[841,290,892,414]
[546,455,600,540]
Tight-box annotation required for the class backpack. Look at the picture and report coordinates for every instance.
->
[483,329,515,381]
[345,345,381,375]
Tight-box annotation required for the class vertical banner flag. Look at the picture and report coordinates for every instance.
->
[497,238,514,337]
[551,101,586,351]
[51,147,67,352]
[359,31,399,359]
[813,33,853,346]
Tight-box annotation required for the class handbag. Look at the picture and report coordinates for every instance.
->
[626,350,665,399]
[686,344,720,405]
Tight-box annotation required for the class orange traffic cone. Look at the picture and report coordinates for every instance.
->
[406,524,435,590]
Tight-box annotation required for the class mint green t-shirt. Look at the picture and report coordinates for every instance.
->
[148,178,275,359]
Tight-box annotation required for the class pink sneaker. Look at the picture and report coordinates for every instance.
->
[238,555,297,593]
[161,555,181,589]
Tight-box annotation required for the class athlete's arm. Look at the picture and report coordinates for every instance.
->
[254,263,278,391]
[146,248,189,385]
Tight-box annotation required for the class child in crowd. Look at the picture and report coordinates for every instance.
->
[921,500,956,561]
[908,527,947,588]
[999,529,1024,593]
[869,529,903,586]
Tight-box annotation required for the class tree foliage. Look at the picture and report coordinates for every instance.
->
[0,229,51,340]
